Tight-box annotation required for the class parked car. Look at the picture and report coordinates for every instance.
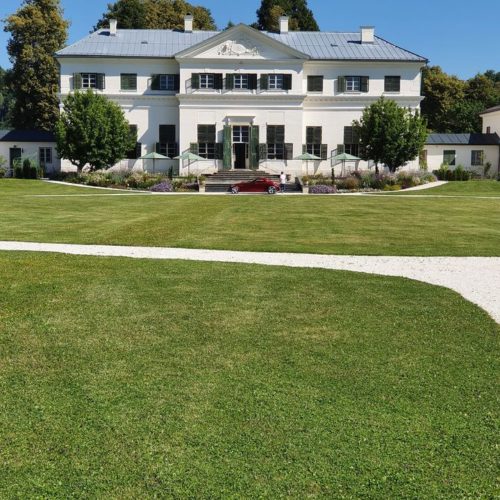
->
[231,177,280,194]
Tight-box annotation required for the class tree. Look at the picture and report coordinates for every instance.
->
[94,0,216,31]
[4,0,69,131]
[55,91,135,173]
[256,0,319,31]
[353,97,428,173]
[0,67,15,128]
[421,66,465,132]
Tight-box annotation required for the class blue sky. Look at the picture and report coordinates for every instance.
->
[1,0,499,78]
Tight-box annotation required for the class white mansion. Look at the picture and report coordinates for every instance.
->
[55,16,428,175]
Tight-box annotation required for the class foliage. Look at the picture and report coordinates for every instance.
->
[309,184,337,194]
[421,66,500,133]
[94,0,216,31]
[255,0,319,31]
[483,162,492,179]
[55,90,136,172]
[4,0,69,131]
[0,168,6,178]
[150,181,173,192]
[433,164,472,181]
[0,155,6,169]
[353,97,428,172]
[0,67,15,128]
[13,158,39,179]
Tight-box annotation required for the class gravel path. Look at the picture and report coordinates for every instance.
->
[1,241,499,323]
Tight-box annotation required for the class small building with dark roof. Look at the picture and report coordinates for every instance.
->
[423,132,500,174]
[0,130,59,173]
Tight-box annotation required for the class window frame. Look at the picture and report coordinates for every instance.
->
[39,147,52,165]
[159,74,176,91]
[346,76,361,92]
[81,73,97,89]
[471,150,484,166]
[200,74,215,89]
[266,125,285,160]
[232,125,249,144]
[268,74,284,90]
[307,75,324,92]
[234,74,249,90]
[443,150,456,166]
[384,75,401,93]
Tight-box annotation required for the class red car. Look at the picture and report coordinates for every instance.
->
[231,177,280,194]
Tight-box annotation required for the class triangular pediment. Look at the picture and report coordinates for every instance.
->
[175,24,309,61]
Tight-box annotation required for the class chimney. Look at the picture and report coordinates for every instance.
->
[279,16,289,34]
[360,26,375,43]
[109,19,117,36]
[184,14,194,33]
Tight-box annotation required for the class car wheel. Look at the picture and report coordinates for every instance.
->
[231,187,239,194]
[268,186,276,194]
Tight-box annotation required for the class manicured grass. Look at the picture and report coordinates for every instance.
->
[1,179,499,255]
[0,252,497,498]
[396,180,500,197]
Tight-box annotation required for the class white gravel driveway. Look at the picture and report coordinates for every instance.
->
[1,241,499,324]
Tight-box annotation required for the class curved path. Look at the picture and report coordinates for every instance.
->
[1,241,499,323]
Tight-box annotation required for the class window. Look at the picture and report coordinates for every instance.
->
[233,126,249,143]
[384,76,401,92]
[82,73,97,89]
[487,126,491,134]
[126,125,141,159]
[200,74,215,89]
[267,125,285,160]
[307,75,324,92]
[151,74,179,91]
[39,147,52,166]
[234,74,249,89]
[197,125,216,159]
[306,126,322,157]
[339,76,369,93]
[443,150,456,166]
[121,73,137,91]
[269,74,284,90]
[344,126,360,156]
[471,150,484,166]
[157,124,177,158]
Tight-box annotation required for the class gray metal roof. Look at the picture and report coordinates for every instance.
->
[480,104,500,115]
[56,27,427,62]
[0,130,56,142]
[426,133,500,146]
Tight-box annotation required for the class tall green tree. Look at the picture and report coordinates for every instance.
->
[4,0,69,131]
[256,0,319,31]
[55,91,135,173]
[0,67,15,128]
[95,0,216,31]
[353,97,428,173]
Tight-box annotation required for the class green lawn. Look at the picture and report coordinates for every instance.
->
[1,179,499,255]
[0,252,498,498]
[395,180,500,197]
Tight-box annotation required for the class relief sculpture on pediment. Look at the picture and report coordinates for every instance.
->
[217,40,260,57]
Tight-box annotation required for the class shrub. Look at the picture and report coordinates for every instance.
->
[483,162,492,179]
[383,184,402,191]
[0,167,6,178]
[309,184,337,194]
[397,172,421,189]
[433,165,471,181]
[418,172,438,184]
[343,176,360,190]
[150,181,173,192]
[14,165,23,178]
[22,159,38,179]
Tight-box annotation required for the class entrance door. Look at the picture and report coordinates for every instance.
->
[9,148,22,169]
[234,143,247,169]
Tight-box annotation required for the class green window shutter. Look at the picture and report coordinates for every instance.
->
[121,74,137,91]
[174,74,180,91]
[314,127,322,144]
[248,74,258,90]
[260,74,268,90]
[73,73,82,90]
[151,74,161,90]
[190,143,199,155]
[215,143,223,160]
[344,126,353,144]
[155,143,161,153]
[284,143,293,160]
[337,144,345,154]
[302,144,307,154]
[214,74,223,90]
[226,74,234,90]
[223,125,232,170]
[283,74,292,90]
[135,143,142,158]
[308,75,323,92]
[338,76,346,93]
[361,76,369,93]
[250,125,259,169]
[191,73,200,90]
[97,73,105,90]
[259,143,267,160]
[320,144,328,160]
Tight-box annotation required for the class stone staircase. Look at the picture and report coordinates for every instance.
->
[205,170,301,193]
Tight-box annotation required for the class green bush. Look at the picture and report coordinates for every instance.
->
[383,184,402,191]
[0,167,6,178]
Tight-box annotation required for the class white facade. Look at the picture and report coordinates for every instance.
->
[57,22,426,176]
[423,144,499,174]
[481,107,500,134]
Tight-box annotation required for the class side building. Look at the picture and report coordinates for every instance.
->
[56,17,427,176]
